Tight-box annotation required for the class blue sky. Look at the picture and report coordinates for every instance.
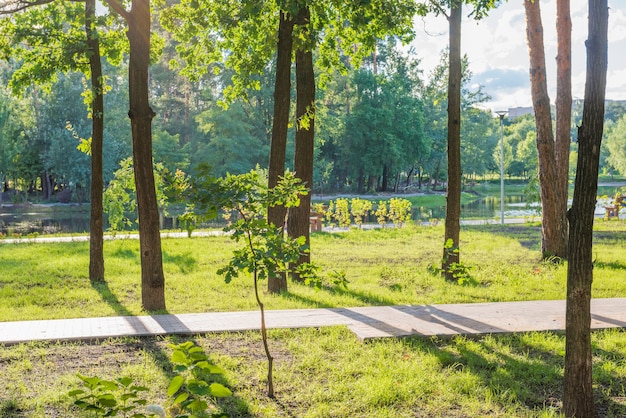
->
[411,0,626,112]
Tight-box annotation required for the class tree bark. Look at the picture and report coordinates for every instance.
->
[563,1,608,416]
[442,2,461,281]
[525,0,568,259]
[555,0,572,221]
[86,0,105,283]
[267,10,295,294]
[288,6,315,281]
[126,0,166,311]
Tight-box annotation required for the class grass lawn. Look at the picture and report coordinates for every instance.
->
[1,221,626,416]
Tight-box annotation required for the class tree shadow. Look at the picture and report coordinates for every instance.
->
[282,291,337,309]
[91,280,134,317]
[285,283,398,308]
[89,281,250,415]
[464,224,542,250]
[330,286,398,306]
[593,260,626,271]
[162,250,197,273]
[111,247,137,260]
[399,330,626,416]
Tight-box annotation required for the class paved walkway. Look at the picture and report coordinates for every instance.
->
[1,298,625,345]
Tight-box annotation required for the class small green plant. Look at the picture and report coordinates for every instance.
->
[432,239,474,285]
[375,200,388,227]
[388,198,412,228]
[333,198,351,227]
[328,269,349,290]
[166,341,232,417]
[379,266,413,291]
[68,341,231,418]
[350,198,372,228]
[325,200,335,227]
[69,375,149,417]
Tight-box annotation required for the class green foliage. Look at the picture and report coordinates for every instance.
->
[375,201,389,227]
[103,158,138,232]
[332,198,351,228]
[433,238,475,285]
[388,198,412,227]
[166,341,232,417]
[606,114,626,176]
[103,158,191,232]
[350,198,372,228]
[69,374,149,417]
[68,341,231,418]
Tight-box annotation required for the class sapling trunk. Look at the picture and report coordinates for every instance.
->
[243,216,274,398]
[253,269,274,398]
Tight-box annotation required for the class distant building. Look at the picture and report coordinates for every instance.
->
[507,106,534,119]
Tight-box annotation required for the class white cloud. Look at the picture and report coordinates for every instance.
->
[410,0,626,111]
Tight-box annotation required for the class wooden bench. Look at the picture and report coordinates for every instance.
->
[310,211,323,232]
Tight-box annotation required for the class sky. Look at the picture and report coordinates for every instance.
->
[410,0,626,113]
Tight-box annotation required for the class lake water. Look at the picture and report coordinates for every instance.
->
[1,193,621,236]
[413,194,538,222]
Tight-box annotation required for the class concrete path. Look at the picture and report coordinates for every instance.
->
[1,298,625,345]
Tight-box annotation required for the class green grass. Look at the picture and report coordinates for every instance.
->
[1,221,626,416]
[2,222,626,320]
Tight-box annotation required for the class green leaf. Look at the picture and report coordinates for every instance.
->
[97,394,117,407]
[171,349,188,365]
[187,380,211,396]
[167,375,185,397]
[172,392,189,405]
[209,383,232,398]
[68,389,85,397]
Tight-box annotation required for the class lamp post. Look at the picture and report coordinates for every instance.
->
[495,110,507,224]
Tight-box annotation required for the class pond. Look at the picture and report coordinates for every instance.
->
[412,194,539,222]
[0,194,619,236]
[0,204,92,236]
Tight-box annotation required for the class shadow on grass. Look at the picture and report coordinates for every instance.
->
[465,224,542,250]
[331,286,398,306]
[111,247,137,260]
[163,250,197,273]
[399,331,626,416]
[91,280,134,317]
[138,336,252,417]
[594,260,626,271]
[285,283,398,308]
[89,281,250,416]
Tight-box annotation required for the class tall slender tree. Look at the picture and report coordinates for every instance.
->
[442,1,462,280]
[288,5,316,279]
[524,0,569,259]
[563,1,608,415]
[267,10,295,293]
[85,0,105,282]
[106,0,166,310]
[417,0,498,280]
[0,0,117,283]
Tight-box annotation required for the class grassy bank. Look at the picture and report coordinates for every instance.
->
[1,221,626,416]
[2,222,626,321]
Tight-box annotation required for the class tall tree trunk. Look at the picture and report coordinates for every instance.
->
[86,0,105,283]
[525,0,568,259]
[555,0,572,212]
[123,0,166,311]
[267,10,295,294]
[289,6,315,281]
[563,1,608,416]
[381,164,389,192]
[442,2,462,281]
